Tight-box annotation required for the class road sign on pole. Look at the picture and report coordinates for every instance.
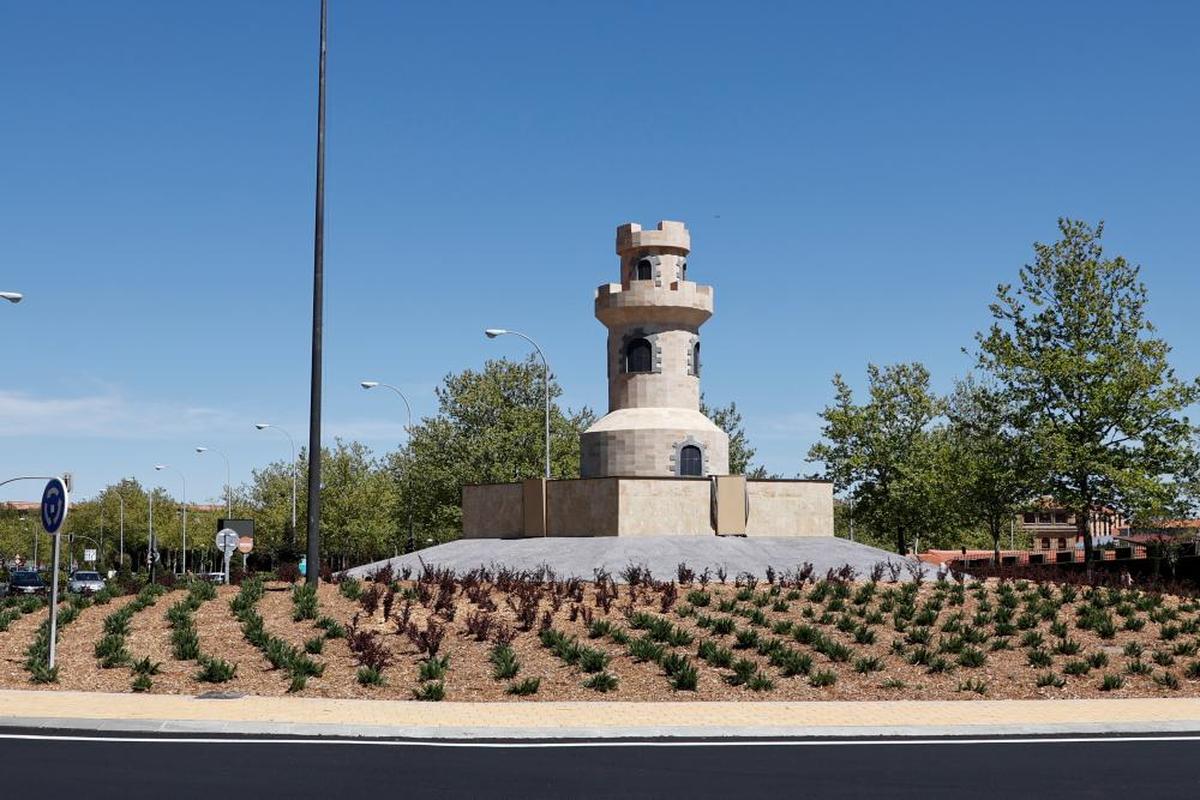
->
[84,548,97,563]
[41,477,69,671]
[216,528,238,585]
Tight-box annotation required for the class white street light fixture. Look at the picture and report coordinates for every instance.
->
[360,379,415,552]
[255,423,298,541]
[484,328,551,479]
[195,446,232,519]
[1,292,22,304]
[154,464,188,574]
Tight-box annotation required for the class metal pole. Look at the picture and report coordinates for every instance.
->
[118,494,125,570]
[148,491,155,584]
[305,0,328,588]
[487,330,551,479]
[181,474,187,575]
[367,383,416,553]
[47,529,62,668]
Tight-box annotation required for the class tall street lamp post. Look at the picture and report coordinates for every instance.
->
[485,328,552,479]
[255,423,298,545]
[361,380,415,553]
[196,446,232,519]
[304,0,330,588]
[154,464,187,574]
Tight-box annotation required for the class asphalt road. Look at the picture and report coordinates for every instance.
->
[4,732,1200,799]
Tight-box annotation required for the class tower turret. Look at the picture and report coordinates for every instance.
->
[580,221,730,478]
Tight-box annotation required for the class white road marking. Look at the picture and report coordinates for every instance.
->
[0,732,1198,748]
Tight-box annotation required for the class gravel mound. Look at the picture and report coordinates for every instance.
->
[345,536,919,582]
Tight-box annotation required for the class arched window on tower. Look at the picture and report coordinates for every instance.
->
[679,445,703,476]
[625,338,653,373]
[636,259,653,281]
[692,341,701,377]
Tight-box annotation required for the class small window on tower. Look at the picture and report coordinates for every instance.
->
[680,260,687,280]
[636,259,653,281]
[679,445,703,476]
[692,342,701,377]
[625,338,653,373]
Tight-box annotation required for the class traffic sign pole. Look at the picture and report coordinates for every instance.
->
[40,477,69,671]
[48,529,62,668]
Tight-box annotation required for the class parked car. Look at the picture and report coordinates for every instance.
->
[198,572,226,584]
[8,571,48,596]
[67,571,106,594]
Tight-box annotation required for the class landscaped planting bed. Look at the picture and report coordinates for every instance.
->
[6,565,1200,700]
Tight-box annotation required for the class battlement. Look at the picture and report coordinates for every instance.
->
[616,220,690,256]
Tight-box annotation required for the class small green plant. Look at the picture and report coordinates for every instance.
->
[854,655,883,674]
[746,672,775,692]
[588,619,612,639]
[413,681,445,701]
[490,645,520,680]
[957,647,986,668]
[304,636,325,655]
[357,666,385,686]
[1019,631,1044,649]
[1063,660,1091,676]
[1036,671,1066,689]
[958,677,988,695]
[94,634,130,668]
[1123,641,1144,658]
[1155,671,1181,690]
[196,656,237,683]
[882,678,906,689]
[338,578,363,601]
[578,647,610,674]
[1087,651,1110,669]
[628,636,665,664]
[583,671,619,692]
[131,673,153,692]
[291,584,319,622]
[506,677,541,696]
[808,669,837,688]
[131,656,163,676]
[1152,650,1176,667]
[697,639,734,669]
[1027,649,1053,668]
[418,655,450,682]
[1125,658,1153,676]
[1053,638,1082,656]
[1100,673,1125,691]
[1186,660,1200,680]
[315,616,346,639]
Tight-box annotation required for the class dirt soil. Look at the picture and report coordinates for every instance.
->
[3,574,1200,702]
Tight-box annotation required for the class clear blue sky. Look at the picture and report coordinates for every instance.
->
[3,1,1199,503]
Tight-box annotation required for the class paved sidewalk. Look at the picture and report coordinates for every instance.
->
[2,690,1200,739]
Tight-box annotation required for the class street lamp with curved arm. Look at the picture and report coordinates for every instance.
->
[195,446,232,519]
[361,380,415,553]
[255,423,298,541]
[154,464,187,574]
[484,328,551,479]
[1,292,22,304]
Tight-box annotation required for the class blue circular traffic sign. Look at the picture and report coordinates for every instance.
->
[40,477,69,534]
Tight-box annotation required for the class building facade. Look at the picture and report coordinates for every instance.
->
[1018,501,1124,551]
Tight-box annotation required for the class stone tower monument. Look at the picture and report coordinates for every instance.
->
[580,221,730,478]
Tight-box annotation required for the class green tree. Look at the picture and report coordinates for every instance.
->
[807,363,950,554]
[977,219,1200,565]
[321,439,397,569]
[700,396,768,477]
[945,377,1039,564]
[390,356,595,545]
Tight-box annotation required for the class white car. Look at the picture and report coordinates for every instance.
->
[68,571,106,594]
